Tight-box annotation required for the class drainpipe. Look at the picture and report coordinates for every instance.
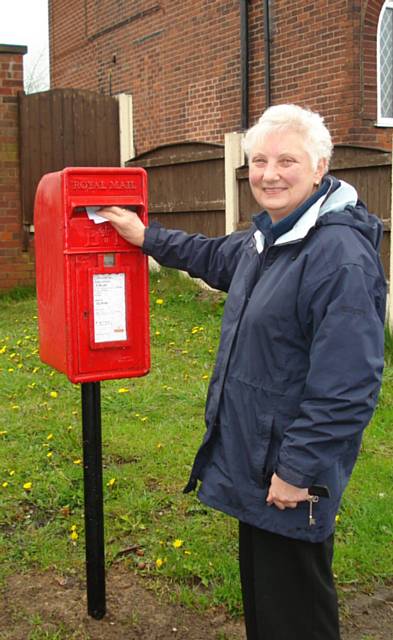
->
[264,0,271,108]
[240,0,249,130]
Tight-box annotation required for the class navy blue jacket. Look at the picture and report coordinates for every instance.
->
[143,178,386,542]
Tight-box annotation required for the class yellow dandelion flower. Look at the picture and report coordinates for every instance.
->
[335,515,340,524]
[70,524,77,531]
[202,374,209,380]
[8,368,14,373]
[11,405,20,410]
[155,298,164,305]
[9,470,15,476]
[47,433,53,440]
[156,443,163,450]
[73,459,82,465]
[155,331,161,336]
[70,530,78,541]
[50,391,58,399]
[173,539,183,549]
[9,353,16,359]
[107,478,116,488]
[47,451,53,459]
[32,367,39,374]
[23,482,32,491]
[118,387,129,394]
[2,482,9,489]
[0,346,6,354]
[155,558,164,569]
[140,416,148,422]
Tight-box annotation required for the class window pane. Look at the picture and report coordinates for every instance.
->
[381,7,393,118]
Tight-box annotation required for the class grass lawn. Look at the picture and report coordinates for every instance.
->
[0,268,392,616]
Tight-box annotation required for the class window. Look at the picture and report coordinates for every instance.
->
[378,0,393,125]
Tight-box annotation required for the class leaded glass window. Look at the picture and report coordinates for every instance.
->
[378,1,393,124]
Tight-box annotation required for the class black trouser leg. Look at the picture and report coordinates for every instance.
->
[238,521,341,640]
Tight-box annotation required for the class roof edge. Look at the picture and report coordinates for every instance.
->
[0,44,28,55]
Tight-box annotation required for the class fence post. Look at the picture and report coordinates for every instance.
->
[116,93,134,166]
[389,136,393,328]
[224,132,244,234]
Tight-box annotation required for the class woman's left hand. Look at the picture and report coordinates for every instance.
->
[266,473,309,510]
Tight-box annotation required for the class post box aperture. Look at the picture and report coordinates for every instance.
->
[34,167,150,383]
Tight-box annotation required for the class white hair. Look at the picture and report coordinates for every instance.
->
[242,104,333,171]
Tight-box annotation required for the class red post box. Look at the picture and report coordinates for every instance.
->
[34,167,150,383]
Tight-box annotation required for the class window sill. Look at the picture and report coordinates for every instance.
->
[375,120,393,127]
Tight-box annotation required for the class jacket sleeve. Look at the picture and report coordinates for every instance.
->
[275,262,386,488]
[142,222,248,292]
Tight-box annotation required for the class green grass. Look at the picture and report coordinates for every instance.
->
[0,268,392,616]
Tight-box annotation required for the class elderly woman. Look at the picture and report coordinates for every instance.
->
[100,104,386,640]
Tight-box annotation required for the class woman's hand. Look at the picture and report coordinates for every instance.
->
[98,206,146,247]
[266,473,309,510]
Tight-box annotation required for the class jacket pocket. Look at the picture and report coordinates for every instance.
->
[249,414,274,488]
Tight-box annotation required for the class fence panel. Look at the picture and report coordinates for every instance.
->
[19,89,120,227]
[127,142,225,236]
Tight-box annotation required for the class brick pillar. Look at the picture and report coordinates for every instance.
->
[0,44,35,292]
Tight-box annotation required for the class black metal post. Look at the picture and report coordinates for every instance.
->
[263,0,272,108]
[240,0,249,130]
[81,382,106,619]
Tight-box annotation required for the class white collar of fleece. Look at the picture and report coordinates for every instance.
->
[253,180,358,254]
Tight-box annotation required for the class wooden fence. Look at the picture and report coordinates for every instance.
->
[126,142,225,236]
[19,89,120,232]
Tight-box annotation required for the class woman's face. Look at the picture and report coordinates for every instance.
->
[248,130,327,223]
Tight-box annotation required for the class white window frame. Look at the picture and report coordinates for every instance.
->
[377,0,393,126]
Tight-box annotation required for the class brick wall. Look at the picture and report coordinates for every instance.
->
[50,0,243,154]
[49,0,393,153]
[0,45,35,292]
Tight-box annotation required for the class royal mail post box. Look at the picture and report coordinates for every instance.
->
[34,167,150,383]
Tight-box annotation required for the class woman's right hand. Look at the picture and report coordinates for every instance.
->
[98,206,146,247]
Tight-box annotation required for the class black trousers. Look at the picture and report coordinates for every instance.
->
[239,521,341,640]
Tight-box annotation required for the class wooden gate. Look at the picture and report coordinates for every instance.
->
[19,89,120,230]
[236,145,392,279]
[126,142,225,236]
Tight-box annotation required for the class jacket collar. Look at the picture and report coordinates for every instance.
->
[252,177,358,252]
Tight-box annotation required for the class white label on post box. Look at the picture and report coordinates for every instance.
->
[93,273,127,343]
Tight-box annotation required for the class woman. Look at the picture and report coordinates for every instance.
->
[99,104,386,639]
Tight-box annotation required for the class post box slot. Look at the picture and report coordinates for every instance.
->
[70,205,142,219]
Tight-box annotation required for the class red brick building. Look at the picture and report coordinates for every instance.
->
[49,0,393,154]
[0,44,35,291]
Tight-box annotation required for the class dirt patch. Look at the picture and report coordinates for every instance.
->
[0,566,392,639]
[339,584,393,640]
